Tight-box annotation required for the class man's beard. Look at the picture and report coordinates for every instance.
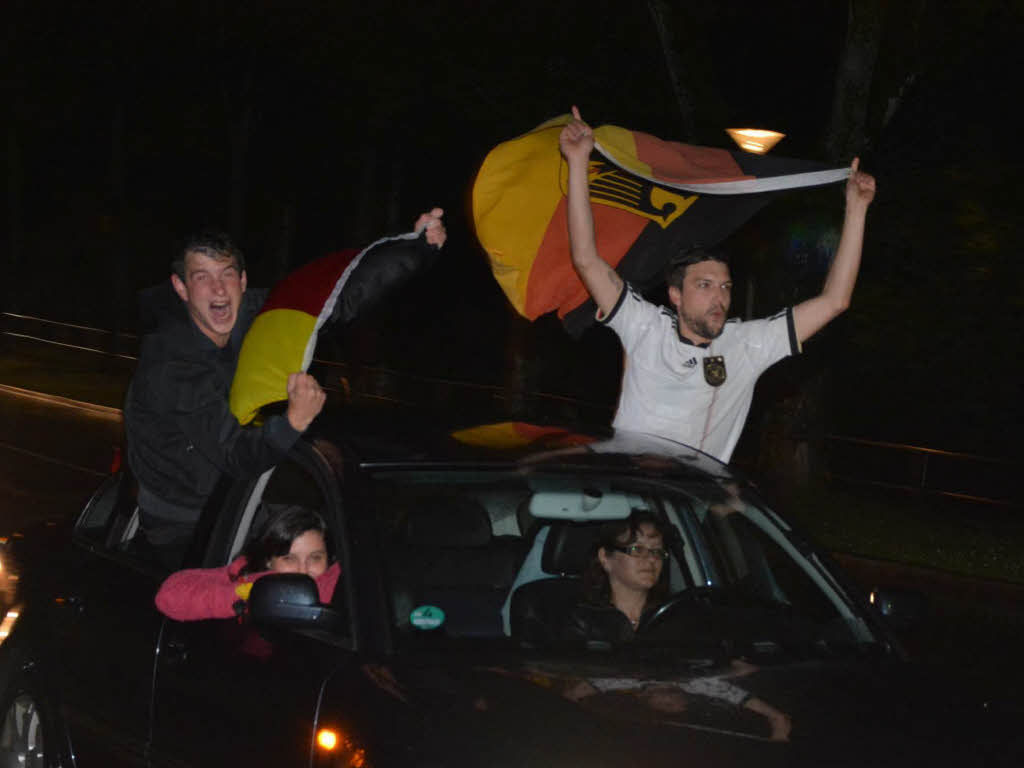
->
[681,308,725,341]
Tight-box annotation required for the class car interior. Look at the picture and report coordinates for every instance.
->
[372,470,868,651]
[376,475,697,644]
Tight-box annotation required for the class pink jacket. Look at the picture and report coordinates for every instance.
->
[155,556,341,621]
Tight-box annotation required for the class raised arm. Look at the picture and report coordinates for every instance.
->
[792,158,876,344]
[414,207,447,249]
[559,106,624,316]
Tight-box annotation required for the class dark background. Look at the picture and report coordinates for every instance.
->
[3,0,1022,464]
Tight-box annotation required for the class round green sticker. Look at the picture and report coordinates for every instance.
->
[409,605,445,630]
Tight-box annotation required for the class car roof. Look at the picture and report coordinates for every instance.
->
[308,400,741,483]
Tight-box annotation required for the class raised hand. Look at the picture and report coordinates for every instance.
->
[559,105,594,164]
[846,157,876,209]
[285,372,326,432]
[414,207,447,248]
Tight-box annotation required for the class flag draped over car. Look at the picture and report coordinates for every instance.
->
[472,114,849,337]
[229,233,434,425]
[450,422,596,450]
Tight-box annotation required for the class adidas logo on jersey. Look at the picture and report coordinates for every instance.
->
[683,357,698,368]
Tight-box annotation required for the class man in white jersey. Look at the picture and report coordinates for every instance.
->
[559,107,876,462]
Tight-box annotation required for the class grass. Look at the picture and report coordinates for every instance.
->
[784,482,1024,584]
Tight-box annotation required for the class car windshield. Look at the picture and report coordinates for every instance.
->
[371,469,878,661]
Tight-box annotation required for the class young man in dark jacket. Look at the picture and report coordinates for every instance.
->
[125,211,446,562]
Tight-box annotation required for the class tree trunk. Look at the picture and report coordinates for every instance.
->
[108,101,127,347]
[822,0,885,161]
[387,149,403,232]
[647,0,696,140]
[353,144,377,244]
[273,198,295,283]
[6,123,22,282]
[228,101,252,239]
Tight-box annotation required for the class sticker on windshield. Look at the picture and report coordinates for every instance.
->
[409,605,445,630]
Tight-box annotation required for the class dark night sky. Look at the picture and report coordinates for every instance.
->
[3,0,1022,460]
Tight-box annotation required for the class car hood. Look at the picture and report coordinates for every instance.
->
[333,650,1021,767]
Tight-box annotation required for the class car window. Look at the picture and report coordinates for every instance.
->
[221,452,349,633]
[73,471,150,561]
[75,472,129,539]
[698,505,840,623]
[369,469,876,658]
[225,459,329,563]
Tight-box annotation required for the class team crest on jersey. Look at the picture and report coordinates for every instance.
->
[703,356,727,386]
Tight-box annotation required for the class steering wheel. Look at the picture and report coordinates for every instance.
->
[637,587,724,635]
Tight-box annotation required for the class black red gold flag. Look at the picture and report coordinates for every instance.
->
[472,114,848,336]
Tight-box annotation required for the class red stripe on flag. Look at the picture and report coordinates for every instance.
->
[525,198,647,320]
[632,132,749,185]
[259,249,360,316]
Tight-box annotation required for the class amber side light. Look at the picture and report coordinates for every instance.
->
[315,727,370,766]
[317,729,340,751]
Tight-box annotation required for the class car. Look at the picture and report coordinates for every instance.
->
[0,406,1020,767]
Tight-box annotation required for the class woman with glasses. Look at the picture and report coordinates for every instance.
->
[565,510,670,645]
[558,509,793,740]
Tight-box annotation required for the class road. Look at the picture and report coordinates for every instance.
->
[0,386,122,533]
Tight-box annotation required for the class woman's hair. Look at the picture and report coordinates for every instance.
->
[238,503,330,576]
[580,510,670,610]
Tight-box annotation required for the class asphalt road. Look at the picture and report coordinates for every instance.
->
[0,386,123,533]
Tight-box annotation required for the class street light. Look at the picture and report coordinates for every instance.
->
[726,128,785,154]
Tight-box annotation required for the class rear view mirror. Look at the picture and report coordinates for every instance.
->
[248,573,344,634]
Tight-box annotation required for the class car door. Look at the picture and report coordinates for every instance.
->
[48,472,169,767]
[148,443,358,768]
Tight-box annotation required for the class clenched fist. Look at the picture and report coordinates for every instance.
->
[285,372,326,432]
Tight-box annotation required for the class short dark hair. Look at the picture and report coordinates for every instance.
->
[239,503,331,575]
[580,510,670,611]
[172,229,245,281]
[665,246,730,289]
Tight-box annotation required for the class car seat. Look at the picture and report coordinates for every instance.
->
[508,521,604,646]
[392,496,526,638]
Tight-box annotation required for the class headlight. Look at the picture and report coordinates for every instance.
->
[0,604,22,647]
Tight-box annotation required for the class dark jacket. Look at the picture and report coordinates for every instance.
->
[124,284,299,518]
[124,233,439,519]
[564,602,656,646]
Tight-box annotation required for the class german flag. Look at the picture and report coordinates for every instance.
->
[450,422,595,451]
[472,114,849,337]
[229,233,435,425]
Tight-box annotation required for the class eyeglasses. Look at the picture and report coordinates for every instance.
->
[611,544,669,561]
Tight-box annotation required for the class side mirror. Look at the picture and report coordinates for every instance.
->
[869,587,929,629]
[248,573,344,633]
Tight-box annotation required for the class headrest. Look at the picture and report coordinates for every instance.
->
[541,522,603,575]
[516,495,540,539]
[403,496,491,548]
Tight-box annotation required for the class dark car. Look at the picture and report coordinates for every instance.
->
[0,409,1019,767]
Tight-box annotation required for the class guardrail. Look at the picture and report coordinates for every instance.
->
[3,311,1021,508]
[1,312,139,359]
[823,435,1021,509]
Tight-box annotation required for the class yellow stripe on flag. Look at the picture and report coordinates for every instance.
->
[451,422,530,449]
[230,308,317,425]
[473,115,572,315]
